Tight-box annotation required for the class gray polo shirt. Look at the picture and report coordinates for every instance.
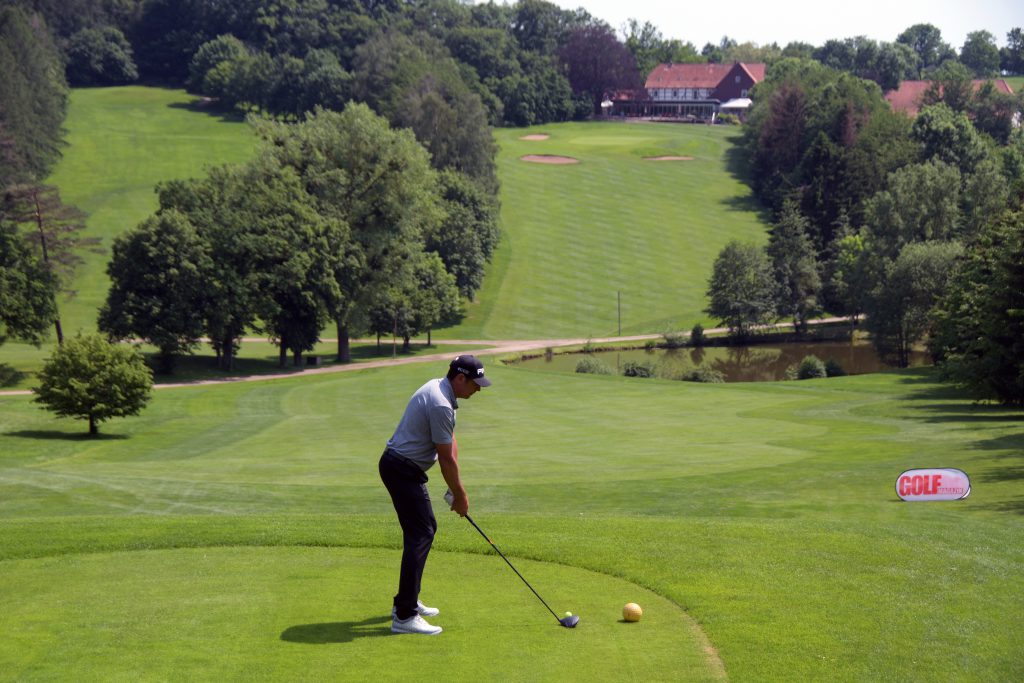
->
[386,377,458,471]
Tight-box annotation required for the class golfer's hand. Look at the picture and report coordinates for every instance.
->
[450,491,469,517]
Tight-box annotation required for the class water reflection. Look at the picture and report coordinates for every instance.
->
[518,340,930,382]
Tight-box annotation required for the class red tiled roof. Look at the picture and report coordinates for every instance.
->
[644,62,766,90]
[645,63,732,89]
[739,63,766,82]
[885,79,1015,115]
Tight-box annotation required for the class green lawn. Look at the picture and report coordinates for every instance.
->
[1002,75,1023,92]
[446,122,769,340]
[1,362,1021,680]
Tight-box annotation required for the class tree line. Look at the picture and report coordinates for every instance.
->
[100,104,495,371]
[705,57,1024,404]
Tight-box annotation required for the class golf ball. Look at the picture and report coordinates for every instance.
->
[623,602,643,622]
[565,612,573,617]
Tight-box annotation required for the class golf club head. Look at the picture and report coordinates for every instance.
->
[559,615,580,628]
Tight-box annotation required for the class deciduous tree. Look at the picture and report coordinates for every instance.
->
[704,241,777,341]
[33,333,153,436]
[99,210,212,372]
[0,219,57,347]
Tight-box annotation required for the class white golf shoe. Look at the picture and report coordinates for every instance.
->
[391,614,443,635]
[391,600,440,618]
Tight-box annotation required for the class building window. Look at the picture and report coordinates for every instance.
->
[741,89,748,97]
[735,75,741,83]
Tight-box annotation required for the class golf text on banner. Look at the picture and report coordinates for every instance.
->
[896,468,971,501]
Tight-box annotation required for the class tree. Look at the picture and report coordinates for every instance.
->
[65,26,139,86]
[960,30,1000,78]
[2,184,99,344]
[353,31,498,191]
[427,169,500,299]
[865,241,964,368]
[558,23,643,115]
[896,23,954,77]
[255,104,441,362]
[1002,28,1024,74]
[187,34,248,93]
[33,333,153,436]
[863,159,962,260]
[931,213,1024,404]
[367,251,460,350]
[767,202,821,334]
[0,6,68,188]
[705,241,777,341]
[921,61,974,113]
[99,210,212,373]
[0,219,57,346]
[622,19,701,80]
[911,103,988,175]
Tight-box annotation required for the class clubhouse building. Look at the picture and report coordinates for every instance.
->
[608,62,766,121]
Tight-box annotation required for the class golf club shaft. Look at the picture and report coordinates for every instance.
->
[464,514,562,623]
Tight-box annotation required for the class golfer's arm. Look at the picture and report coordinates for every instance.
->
[435,439,465,497]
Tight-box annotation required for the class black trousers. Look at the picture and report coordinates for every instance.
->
[379,449,437,620]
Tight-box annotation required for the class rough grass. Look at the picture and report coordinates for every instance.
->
[1,363,1022,680]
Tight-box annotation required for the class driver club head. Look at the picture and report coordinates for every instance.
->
[559,615,580,628]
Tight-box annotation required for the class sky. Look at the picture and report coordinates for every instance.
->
[534,0,1023,50]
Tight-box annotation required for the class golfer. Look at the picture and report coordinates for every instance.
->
[379,355,491,635]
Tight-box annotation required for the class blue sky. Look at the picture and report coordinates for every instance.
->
[532,0,1022,50]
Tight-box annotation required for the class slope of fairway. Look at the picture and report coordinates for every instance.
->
[447,122,769,339]
[1,363,1022,680]
[48,87,257,335]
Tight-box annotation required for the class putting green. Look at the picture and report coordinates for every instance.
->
[0,546,721,681]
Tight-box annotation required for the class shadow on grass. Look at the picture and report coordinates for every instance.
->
[4,430,128,441]
[281,616,391,644]
[165,99,247,124]
[0,363,28,388]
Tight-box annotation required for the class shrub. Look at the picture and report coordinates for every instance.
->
[824,358,846,377]
[623,360,656,378]
[575,357,612,375]
[690,323,706,347]
[680,365,725,383]
[797,355,827,379]
[662,329,687,348]
[644,338,657,350]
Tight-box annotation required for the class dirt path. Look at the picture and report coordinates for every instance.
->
[0,318,857,395]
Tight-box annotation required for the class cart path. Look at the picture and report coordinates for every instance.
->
[1,317,857,395]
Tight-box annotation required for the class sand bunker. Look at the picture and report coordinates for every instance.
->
[520,134,550,141]
[644,156,694,161]
[520,154,579,164]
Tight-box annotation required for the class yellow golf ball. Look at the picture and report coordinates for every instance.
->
[565,611,573,617]
[623,602,643,622]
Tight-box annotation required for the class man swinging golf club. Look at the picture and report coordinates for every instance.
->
[379,355,490,635]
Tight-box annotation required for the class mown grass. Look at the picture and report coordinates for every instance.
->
[1,362,1021,680]
[447,122,769,339]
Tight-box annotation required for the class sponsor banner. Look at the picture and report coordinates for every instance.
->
[896,468,971,501]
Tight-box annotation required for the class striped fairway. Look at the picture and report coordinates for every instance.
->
[449,122,769,340]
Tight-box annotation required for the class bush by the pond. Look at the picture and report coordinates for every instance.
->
[825,358,846,377]
[623,360,656,378]
[662,329,687,349]
[575,357,612,375]
[680,365,724,383]
[690,323,706,347]
[797,355,827,379]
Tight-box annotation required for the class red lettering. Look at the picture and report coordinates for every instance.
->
[930,474,942,494]
[899,477,912,496]
[912,475,924,495]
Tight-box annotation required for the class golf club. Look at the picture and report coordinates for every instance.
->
[464,513,579,629]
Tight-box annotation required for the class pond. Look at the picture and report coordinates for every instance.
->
[515,340,931,382]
